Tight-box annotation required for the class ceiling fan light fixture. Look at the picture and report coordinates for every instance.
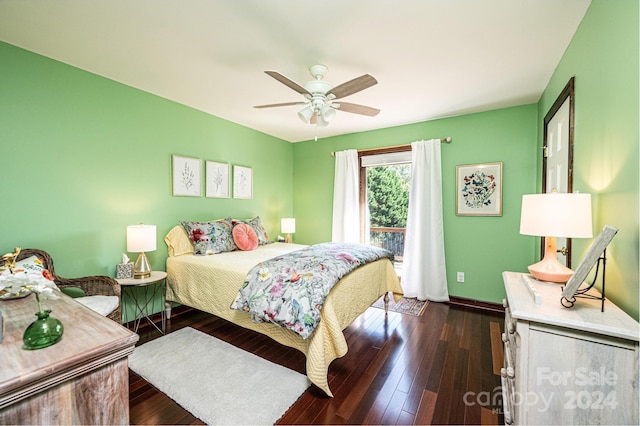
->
[316,114,329,127]
[298,106,313,124]
[320,105,336,122]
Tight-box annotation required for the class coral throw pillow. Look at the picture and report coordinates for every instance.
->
[233,224,259,251]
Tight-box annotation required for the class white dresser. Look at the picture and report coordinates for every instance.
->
[501,271,639,425]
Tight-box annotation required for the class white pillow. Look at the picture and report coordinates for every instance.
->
[75,295,119,316]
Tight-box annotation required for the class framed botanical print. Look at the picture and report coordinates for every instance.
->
[205,161,230,198]
[172,155,202,197]
[233,165,253,199]
[456,162,502,216]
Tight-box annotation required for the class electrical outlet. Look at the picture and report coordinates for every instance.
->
[457,272,465,283]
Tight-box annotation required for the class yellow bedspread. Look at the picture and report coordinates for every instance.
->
[165,242,403,397]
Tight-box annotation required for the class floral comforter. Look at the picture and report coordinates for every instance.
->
[231,242,393,339]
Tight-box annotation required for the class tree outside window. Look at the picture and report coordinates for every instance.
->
[366,163,410,259]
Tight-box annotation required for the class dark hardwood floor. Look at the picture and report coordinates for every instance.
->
[129,301,505,425]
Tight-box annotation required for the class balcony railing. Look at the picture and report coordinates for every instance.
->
[369,227,406,261]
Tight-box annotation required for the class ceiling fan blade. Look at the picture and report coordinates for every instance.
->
[254,101,307,109]
[327,74,377,99]
[334,102,380,116]
[264,71,310,95]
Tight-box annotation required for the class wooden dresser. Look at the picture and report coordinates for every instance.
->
[0,292,138,424]
[501,271,639,425]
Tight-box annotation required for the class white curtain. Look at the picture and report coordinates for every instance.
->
[402,139,449,301]
[331,149,360,243]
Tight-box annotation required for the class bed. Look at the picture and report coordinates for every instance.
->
[164,223,403,397]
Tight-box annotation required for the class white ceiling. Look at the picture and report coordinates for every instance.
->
[0,0,591,142]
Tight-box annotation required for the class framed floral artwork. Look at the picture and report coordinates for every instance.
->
[456,162,502,216]
[172,155,202,197]
[233,165,252,199]
[205,161,230,198]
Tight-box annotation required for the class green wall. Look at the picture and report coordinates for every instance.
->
[0,42,293,320]
[537,0,639,320]
[292,0,640,319]
[3,0,636,321]
[293,105,539,304]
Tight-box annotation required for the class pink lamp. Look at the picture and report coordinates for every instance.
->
[520,193,592,283]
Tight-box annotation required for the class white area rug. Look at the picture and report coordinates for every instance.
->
[129,327,310,425]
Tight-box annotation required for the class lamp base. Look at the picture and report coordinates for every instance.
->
[528,261,574,283]
[528,236,573,283]
[285,234,293,244]
[133,252,152,279]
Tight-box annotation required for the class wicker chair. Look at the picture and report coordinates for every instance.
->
[2,248,122,323]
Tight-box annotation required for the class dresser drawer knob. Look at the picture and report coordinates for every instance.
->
[506,366,515,378]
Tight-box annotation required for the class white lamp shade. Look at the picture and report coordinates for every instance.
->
[281,218,296,234]
[520,193,593,238]
[298,107,313,124]
[320,105,336,122]
[127,224,157,252]
[316,114,329,127]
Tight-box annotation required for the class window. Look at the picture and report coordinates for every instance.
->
[359,147,411,266]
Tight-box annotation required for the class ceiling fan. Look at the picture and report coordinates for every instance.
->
[254,64,380,127]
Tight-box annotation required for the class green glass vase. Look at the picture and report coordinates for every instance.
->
[23,309,64,350]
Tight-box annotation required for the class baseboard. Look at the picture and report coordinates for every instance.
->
[167,304,194,317]
[448,296,504,313]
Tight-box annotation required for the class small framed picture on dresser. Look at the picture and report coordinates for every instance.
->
[562,225,618,300]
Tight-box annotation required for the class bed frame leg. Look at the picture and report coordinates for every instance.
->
[165,301,172,319]
[383,292,390,316]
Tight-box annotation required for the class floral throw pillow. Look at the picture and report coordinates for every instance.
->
[181,219,236,255]
[234,216,270,245]
[1,255,46,278]
[13,256,46,274]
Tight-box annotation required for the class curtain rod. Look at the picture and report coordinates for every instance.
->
[330,136,452,156]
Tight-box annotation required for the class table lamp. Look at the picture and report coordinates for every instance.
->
[520,192,592,283]
[281,218,296,243]
[127,224,156,279]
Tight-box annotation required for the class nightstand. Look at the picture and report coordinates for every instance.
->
[501,271,639,425]
[117,270,167,334]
